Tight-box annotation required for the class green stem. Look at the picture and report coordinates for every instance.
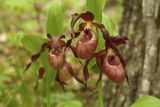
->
[98,79,104,107]
[96,29,104,107]
[46,69,51,107]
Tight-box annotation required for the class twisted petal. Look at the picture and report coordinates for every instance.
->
[34,67,45,91]
[38,67,45,79]
[65,63,84,84]
[71,13,81,31]
[111,36,134,46]
[55,71,67,90]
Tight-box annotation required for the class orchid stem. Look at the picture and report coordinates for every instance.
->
[98,79,104,107]
[46,69,51,107]
[96,28,104,107]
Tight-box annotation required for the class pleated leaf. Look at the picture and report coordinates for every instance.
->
[86,0,106,23]
[46,0,64,36]
[22,34,48,54]
[130,96,160,107]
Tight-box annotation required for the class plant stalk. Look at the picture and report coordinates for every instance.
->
[98,79,104,107]
[46,69,51,107]
[96,27,104,107]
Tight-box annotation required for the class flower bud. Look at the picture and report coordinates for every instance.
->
[76,32,98,59]
[48,49,65,69]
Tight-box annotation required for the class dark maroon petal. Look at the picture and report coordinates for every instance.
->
[58,40,66,48]
[69,46,78,57]
[95,49,106,58]
[100,27,111,44]
[125,71,129,85]
[34,67,45,91]
[96,69,103,86]
[111,36,133,46]
[24,63,31,71]
[111,36,128,45]
[34,80,38,91]
[43,41,52,48]
[79,22,87,31]
[71,12,94,32]
[66,31,80,50]
[65,39,72,51]
[92,22,105,29]
[110,44,126,68]
[66,39,72,46]
[65,32,79,57]
[71,31,81,39]
[24,54,40,71]
[47,33,52,39]
[93,23,111,48]
[31,54,40,61]
[95,52,105,86]
[71,13,81,31]
[80,11,94,22]
[59,35,65,40]
[41,41,51,50]
[83,62,89,82]
[83,56,94,82]
[38,67,45,79]
[65,63,84,84]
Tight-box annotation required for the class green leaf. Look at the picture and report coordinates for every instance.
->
[56,100,82,107]
[21,34,48,54]
[130,96,160,107]
[102,14,118,36]
[22,20,38,31]
[86,0,106,22]
[51,92,75,101]
[0,74,10,81]
[96,29,105,50]
[46,0,64,36]
[15,31,24,48]
[4,0,35,12]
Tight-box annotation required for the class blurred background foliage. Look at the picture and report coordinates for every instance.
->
[0,0,123,107]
